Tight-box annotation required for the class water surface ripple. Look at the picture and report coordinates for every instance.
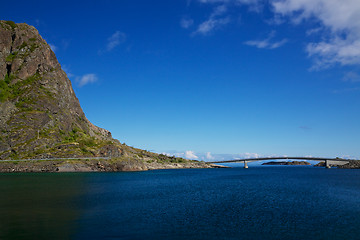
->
[1,167,360,239]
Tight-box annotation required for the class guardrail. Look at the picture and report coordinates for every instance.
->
[208,157,358,164]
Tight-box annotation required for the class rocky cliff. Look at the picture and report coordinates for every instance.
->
[0,21,128,159]
[0,20,193,167]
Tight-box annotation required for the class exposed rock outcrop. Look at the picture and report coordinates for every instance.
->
[337,160,360,169]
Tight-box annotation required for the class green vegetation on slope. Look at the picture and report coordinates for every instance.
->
[0,73,41,103]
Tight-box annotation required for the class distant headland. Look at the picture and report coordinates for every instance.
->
[262,161,311,166]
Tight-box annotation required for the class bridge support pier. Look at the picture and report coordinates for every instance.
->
[244,161,248,169]
[325,160,331,169]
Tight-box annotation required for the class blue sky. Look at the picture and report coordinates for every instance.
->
[4,0,360,161]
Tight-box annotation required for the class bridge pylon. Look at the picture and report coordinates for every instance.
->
[244,161,248,169]
[325,160,331,169]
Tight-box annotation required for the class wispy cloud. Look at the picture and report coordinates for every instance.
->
[180,17,194,29]
[342,71,360,83]
[49,43,57,52]
[62,65,74,78]
[194,17,230,35]
[306,27,323,36]
[193,4,231,35]
[47,39,70,53]
[77,73,98,87]
[190,0,360,70]
[189,0,264,35]
[244,31,288,49]
[332,87,360,94]
[106,31,126,51]
[307,39,360,70]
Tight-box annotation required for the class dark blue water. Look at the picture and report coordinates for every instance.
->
[1,167,360,239]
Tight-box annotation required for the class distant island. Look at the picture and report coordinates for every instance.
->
[262,161,311,166]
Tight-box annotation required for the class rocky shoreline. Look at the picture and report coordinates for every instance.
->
[0,158,227,173]
[313,160,360,169]
[335,160,360,169]
[1,158,359,172]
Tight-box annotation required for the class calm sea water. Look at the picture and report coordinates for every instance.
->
[1,167,360,240]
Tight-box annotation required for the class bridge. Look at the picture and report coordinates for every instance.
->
[208,157,359,169]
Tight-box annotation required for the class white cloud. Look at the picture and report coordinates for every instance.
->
[78,73,98,87]
[198,0,262,12]
[192,0,360,69]
[211,4,228,16]
[49,43,57,52]
[106,31,126,51]
[306,27,322,36]
[307,39,360,69]
[184,150,199,159]
[342,71,360,82]
[62,65,74,78]
[272,0,360,31]
[195,17,231,35]
[160,151,262,162]
[180,17,194,29]
[272,0,360,68]
[193,4,231,35]
[244,38,287,49]
[161,152,173,157]
[205,152,215,160]
[244,31,288,49]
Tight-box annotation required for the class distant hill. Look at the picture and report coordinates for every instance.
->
[0,20,206,170]
[262,161,311,166]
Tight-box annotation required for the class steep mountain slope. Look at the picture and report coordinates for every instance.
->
[0,20,183,165]
[0,20,128,159]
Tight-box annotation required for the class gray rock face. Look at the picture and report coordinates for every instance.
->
[0,20,119,159]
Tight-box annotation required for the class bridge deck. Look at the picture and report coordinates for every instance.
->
[208,157,358,164]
